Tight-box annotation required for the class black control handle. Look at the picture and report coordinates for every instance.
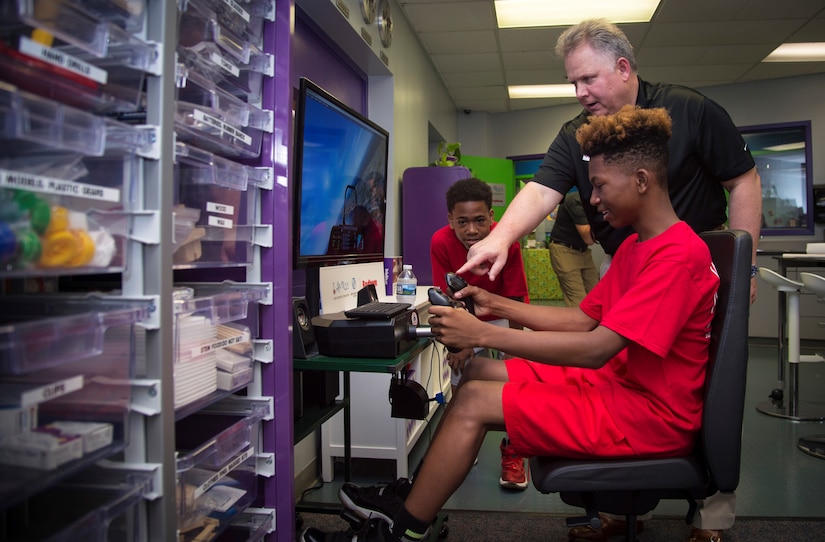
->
[445,272,474,314]
[427,287,462,352]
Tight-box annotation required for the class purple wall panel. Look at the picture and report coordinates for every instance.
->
[401,166,472,286]
[293,14,366,115]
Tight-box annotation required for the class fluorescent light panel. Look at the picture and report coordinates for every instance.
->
[763,42,825,62]
[509,84,576,99]
[494,0,661,28]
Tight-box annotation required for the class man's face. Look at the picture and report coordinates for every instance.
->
[565,43,633,116]
[448,201,494,250]
[588,155,639,229]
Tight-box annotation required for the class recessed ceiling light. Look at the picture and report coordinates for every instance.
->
[494,0,661,28]
[509,85,576,99]
[763,42,825,62]
[764,142,805,152]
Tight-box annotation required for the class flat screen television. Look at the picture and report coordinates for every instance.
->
[293,78,389,268]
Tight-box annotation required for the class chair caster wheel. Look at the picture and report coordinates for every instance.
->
[769,388,783,402]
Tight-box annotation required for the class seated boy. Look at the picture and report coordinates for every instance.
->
[301,105,720,542]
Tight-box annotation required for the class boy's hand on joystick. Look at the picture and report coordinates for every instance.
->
[427,287,465,353]
[445,272,475,314]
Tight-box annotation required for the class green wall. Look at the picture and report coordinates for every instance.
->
[460,155,516,221]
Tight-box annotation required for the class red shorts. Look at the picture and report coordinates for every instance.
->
[502,358,635,458]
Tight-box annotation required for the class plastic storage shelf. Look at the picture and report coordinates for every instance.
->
[0,464,154,542]
[175,399,268,541]
[0,295,152,506]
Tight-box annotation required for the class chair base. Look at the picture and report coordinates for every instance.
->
[798,435,825,460]
[755,399,825,421]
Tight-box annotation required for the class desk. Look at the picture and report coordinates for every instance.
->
[756,253,825,420]
[293,339,432,482]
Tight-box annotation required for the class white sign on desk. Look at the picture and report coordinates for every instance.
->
[317,262,386,314]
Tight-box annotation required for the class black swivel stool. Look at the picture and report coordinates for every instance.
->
[797,272,825,460]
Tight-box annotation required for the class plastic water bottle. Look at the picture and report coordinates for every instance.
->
[396,264,417,306]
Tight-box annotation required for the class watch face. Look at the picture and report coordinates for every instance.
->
[360,0,376,24]
[377,0,393,48]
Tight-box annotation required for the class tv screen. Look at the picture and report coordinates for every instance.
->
[293,78,389,268]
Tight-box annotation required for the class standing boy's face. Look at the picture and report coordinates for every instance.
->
[448,201,494,250]
[588,154,639,229]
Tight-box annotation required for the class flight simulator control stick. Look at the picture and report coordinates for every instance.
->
[445,272,474,315]
[407,287,463,352]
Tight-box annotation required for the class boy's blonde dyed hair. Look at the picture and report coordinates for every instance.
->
[576,105,672,185]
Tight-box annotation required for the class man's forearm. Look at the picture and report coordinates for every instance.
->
[725,168,762,262]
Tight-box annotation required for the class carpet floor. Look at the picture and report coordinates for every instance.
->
[296,510,824,541]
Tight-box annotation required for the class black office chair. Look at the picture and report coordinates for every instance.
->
[530,229,752,542]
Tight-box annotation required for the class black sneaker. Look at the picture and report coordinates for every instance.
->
[338,478,412,524]
[301,518,399,542]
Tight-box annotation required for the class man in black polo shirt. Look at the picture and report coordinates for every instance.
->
[458,18,762,542]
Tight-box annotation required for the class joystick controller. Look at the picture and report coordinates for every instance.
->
[406,287,470,353]
[445,272,474,314]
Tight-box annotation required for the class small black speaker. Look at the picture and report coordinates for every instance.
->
[357,283,379,306]
[293,297,319,359]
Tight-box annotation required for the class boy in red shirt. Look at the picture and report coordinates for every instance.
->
[302,105,720,542]
[429,176,530,489]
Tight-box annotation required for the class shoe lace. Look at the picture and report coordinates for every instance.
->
[500,449,526,479]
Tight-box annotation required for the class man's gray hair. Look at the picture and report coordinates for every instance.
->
[555,18,638,72]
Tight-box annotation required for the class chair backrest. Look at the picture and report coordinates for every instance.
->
[698,230,752,493]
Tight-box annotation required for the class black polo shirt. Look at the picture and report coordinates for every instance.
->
[531,77,756,255]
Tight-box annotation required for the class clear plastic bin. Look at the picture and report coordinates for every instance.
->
[1,153,140,275]
[179,0,253,65]
[0,45,144,114]
[220,510,274,542]
[0,294,152,374]
[0,465,154,541]
[14,0,155,66]
[174,102,263,159]
[0,82,152,156]
[173,143,265,267]
[172,284,266,409]
[177,68,250,128]
[175,399,267,539]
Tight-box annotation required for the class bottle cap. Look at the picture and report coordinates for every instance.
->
[403,264,412,269]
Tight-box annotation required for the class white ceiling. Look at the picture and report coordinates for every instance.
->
[396,0,825,114]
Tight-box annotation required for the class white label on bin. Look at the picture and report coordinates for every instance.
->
[0,169,121,202]
[221,0,251,22]
[207,215,234,229]
[18,376,84,407]
[206,201,235,215]
[19,37,108,84]
[209,52,241,77]
[193,110,252,146]
[193,446,254,499]
[192,333,247,358]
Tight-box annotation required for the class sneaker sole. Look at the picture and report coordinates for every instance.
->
[499,477,529,490]
[338,487,394,524]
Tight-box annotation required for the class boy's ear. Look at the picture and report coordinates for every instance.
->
[636,169,651,193]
